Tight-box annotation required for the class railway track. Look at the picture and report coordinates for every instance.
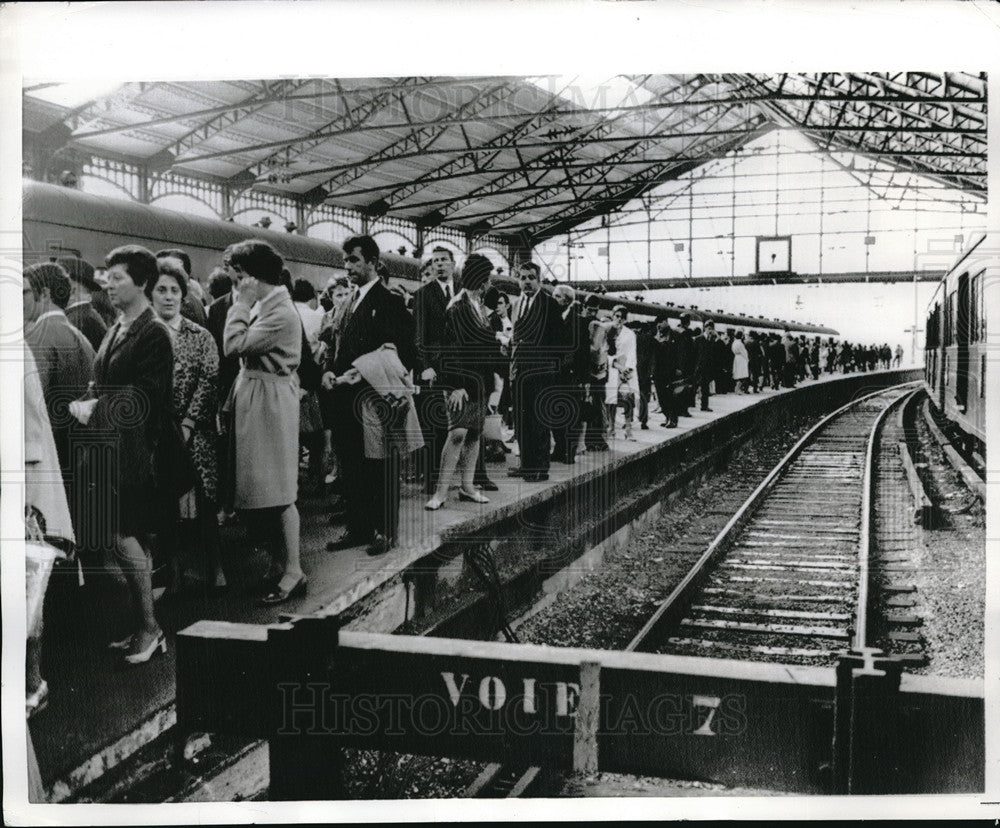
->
[628,383,920,664]
[466,384,924,797]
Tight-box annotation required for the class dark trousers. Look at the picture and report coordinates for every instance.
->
[685,374,697,411]
[550,380,584,461]
[330,384,400,541]
[637,375,652,425]
[652,374,676,423]
[782,363,797,388]
[513,371,554,473]
[696,373,711,409]
[364,451,401,544]
[584,378,608,447]
[414,383,448,490]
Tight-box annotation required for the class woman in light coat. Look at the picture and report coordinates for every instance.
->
[223,240,304,605]
[732,330,750,393]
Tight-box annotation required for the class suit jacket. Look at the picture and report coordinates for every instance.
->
[65,301,108,352]
[92,307,174,491]
[25,310,96,471]
[208,292,239,403]
[693,333,715,379]
[557,306,591,385]
[330,280,417,377]
[652,332,678,382]
[181,293,208,328]
[411,279,452,375]
[677,327,695,377]
[511,289,562,375]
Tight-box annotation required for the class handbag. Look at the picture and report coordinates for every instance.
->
[483,407,503,442]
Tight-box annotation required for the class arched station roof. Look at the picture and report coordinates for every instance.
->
[23,73,986,248]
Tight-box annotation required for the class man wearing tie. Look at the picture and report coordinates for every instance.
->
[410,246,455,493]
[323,236,418,556]
[507,262,562,482]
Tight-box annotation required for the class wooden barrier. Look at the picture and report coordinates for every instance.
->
[176,618,983,798]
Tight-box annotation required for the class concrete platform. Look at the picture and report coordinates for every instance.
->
[29,367,922,801]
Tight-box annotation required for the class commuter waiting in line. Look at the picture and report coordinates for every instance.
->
[606,306,638,441]
[149,258,225,593]
[68,245,180,664]
[223,240,305,604]
[425,254,504,510]
[731,329,750,393]
[323,235,418,556]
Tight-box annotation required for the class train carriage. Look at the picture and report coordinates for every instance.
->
[924,232,993,455]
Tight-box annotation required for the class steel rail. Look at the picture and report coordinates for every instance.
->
[854,386,921,650]
[626,382,920,654]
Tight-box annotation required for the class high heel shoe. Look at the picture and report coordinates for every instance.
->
[424,496,445,511]
[261,574,308,605]
[458,489,490,504]
[124,631,167,665]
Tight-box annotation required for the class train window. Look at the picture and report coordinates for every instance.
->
[944,292,955,346]
[970,273,980,342]
[976,272,985,342]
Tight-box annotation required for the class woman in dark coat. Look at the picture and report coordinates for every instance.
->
[70,245,177,665]
[149,259,224,591]
[425,255,504,510]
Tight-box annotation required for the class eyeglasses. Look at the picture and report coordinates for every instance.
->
[345,255,362,264]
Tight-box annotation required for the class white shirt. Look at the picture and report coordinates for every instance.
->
[437,279,454,302]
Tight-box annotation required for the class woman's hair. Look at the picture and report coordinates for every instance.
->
[208,268,231,299]
[291,278,316,303]
[105,245,159,288]
[146,259,189,300]
[612,304,627,321]
[461,253,493,291]
[226,240,284,285]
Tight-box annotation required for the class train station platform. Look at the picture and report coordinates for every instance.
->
[30,366,922,801]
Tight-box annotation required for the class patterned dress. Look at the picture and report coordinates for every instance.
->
[171,316,219,503]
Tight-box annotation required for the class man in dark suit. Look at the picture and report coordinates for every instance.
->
[323,235,417,556]
[651,317,679,428]
[24,262,96,546]
[508,262,562,482]
[57,257,108,351]
[635,322,655,429]
[675,313,695,417]
[693,322,718,412]
[550,285,590,464]
[410,246,455,493]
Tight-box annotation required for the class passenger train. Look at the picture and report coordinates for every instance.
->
[21,179,835,338]
[924,232,993,456]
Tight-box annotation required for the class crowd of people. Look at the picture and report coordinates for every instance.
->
[22,235,906,699]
